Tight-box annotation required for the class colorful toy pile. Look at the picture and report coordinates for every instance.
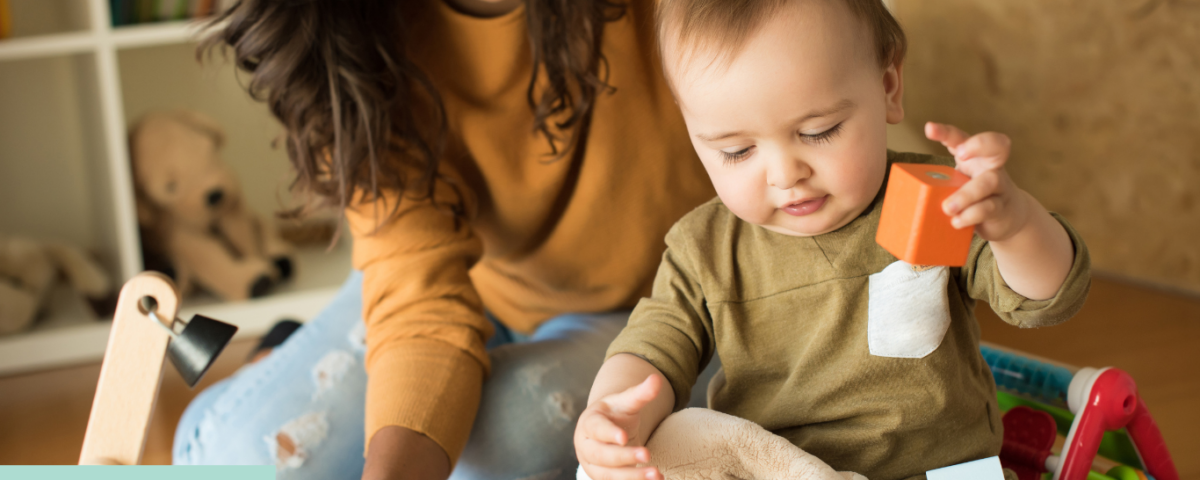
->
[982,345,1179,480]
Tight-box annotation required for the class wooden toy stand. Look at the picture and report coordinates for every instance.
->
[78,272,180,466]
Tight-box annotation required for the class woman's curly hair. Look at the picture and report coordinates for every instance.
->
[199,0,625,221]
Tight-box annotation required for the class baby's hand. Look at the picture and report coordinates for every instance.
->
[925,122,1034,242]
[575,375,664,480]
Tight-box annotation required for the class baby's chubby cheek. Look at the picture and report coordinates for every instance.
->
[706,169,774,225]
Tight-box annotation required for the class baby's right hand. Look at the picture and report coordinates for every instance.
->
[574,375,665,480]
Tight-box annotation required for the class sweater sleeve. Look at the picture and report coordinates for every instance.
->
[960,212,1092,328]
[604,223,715,412]
[345,163,493,465]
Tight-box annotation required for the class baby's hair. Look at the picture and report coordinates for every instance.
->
[657,0,907,73]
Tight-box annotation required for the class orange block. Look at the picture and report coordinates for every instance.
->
[876,163,974,266]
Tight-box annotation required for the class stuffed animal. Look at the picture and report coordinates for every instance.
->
[130,110,294,301]
[577,407,867,480]
[0,235,114,335]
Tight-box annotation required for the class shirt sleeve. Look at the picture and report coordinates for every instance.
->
[605,224,715,411]
[960,212,1092,328]
[345,162,494,465]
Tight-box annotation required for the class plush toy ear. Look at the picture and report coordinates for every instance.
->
[172,110,226,150]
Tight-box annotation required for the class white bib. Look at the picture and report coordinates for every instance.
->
[867,260,952,358]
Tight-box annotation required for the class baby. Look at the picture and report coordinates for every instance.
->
[574,0,1091,479]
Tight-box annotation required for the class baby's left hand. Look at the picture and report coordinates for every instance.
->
[925,122,1034,242]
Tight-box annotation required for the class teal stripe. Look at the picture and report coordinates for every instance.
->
[0,466,274,480]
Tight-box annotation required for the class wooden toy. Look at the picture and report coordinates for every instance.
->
[78,272,236,465]
[876,163,974,267]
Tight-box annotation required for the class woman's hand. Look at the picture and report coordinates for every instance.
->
[924,122,1034,242]
[362,426,451,480]
[575,375,665,480]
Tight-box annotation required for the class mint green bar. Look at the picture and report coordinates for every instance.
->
[0,466,275,479]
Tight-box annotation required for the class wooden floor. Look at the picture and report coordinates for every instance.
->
[976,276,1200,479]
[0,337,257,466]
[1,276,1197,477]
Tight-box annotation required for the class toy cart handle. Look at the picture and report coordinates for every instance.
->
[1126,397,1177,480]
[1055,367,1178,480]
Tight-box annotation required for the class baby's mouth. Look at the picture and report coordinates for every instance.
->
[781,195,828,217]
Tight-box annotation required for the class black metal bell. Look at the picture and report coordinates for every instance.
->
[167,314,238,388]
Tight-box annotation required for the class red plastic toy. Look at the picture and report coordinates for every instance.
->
[998,366,1179,480]
[1055,367,1178,480]
[1001,407,1058,480]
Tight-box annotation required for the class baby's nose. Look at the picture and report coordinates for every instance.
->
[768,160,810,190]
[206,188,225,208]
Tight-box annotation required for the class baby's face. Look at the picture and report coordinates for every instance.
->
[667,0,904,237]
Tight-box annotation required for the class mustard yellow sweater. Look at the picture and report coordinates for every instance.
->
[344,0,715,463]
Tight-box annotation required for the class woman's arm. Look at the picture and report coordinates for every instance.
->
[347,165,491,480]
[363,427,451,480]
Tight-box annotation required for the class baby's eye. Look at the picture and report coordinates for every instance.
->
[719,146,754,165]
[800,122,844,145]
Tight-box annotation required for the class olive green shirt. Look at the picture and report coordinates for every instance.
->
[607,151,1092,480]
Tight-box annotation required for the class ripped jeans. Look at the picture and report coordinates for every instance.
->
[173,272,720,480]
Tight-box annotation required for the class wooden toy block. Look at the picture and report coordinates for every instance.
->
[78,272,237,465]
[79,272,179,466]
[876,163,974,266]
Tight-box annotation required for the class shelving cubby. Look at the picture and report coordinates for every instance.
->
[0,0,352,376]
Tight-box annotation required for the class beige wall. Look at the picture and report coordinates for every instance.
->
[118,43,295,219]
[893,0,1200,294]
[0,55,102,249]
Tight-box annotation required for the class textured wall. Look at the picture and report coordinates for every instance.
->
[893,0,1200,294]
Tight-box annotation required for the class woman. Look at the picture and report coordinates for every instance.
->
[173,0,719,479]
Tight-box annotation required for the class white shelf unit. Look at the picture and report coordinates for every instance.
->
[0,0,352,376]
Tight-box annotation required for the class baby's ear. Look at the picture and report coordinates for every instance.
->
[884,61,905,125]
[173,110,226,149]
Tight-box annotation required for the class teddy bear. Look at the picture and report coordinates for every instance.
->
[130,110,294,301]
[0,235,114,335]
[577,407,867,480]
